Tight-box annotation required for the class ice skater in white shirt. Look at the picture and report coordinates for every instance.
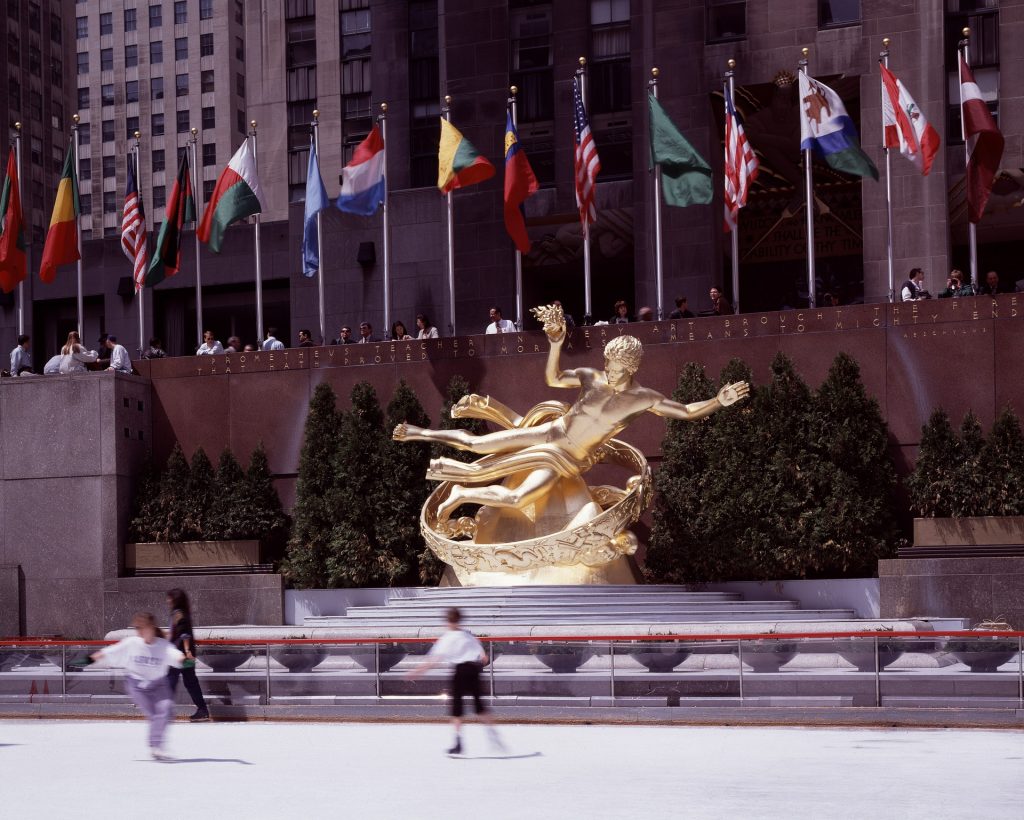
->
[88,612,184,760]
[406,607,504,756]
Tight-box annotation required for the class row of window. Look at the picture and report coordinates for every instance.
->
[78,69,223,109]
[7,2,63,44]
[76,0,215,37]
[79,144,217,186]
[77,107,221,144]
[6,33,64,87]
[80,174,216,219]
[76,32,239,74]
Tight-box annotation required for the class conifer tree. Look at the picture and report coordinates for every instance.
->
[155,443,193,542]
[128,454,162,543]
[182,447,214,540]
[953,412,987,517]
[239,443,289,549]
[906,408,961,517]
[205,448,246,540]
[980,407,1024,516]
[284,382,342,588]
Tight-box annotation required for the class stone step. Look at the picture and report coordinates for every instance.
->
[330,600,801,614]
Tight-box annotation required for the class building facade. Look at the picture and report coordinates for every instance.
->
[6,0,1023,359]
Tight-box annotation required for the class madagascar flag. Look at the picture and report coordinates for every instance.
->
[0,148,27,293]
[503,112,538,253]
[39,144,80,284]
[146,150,195,288]
[437,118,494,193]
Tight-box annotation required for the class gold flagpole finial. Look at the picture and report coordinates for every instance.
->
[72,113,80,124]
[14,121,21,131]
[380,102,387,113]
[510,85,517,96]
[727,59,736,70]
[962,26,970,38]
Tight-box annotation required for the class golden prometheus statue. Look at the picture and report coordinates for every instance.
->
[393,304,750,585]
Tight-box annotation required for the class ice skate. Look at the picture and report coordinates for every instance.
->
[189,708,211,722]
[446,737,463,756]
[150,748,172,761]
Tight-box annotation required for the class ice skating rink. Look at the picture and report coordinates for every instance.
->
[2,720,1021,819]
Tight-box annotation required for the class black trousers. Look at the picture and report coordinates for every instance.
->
[167,664,207,711]
[451,662,486,718]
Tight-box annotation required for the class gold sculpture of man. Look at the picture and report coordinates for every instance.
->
[394,305,749,524]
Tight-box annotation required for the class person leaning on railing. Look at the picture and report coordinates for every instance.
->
[58,330,98,374]
[938,269,975,298]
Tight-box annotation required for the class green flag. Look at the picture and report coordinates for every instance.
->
[147,150,195,288]
[648,93,713,207]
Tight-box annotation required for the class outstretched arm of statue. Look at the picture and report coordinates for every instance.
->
[531,304,581,389]
[649,381,750,421]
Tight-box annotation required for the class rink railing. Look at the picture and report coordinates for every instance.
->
[1,631,1023,709]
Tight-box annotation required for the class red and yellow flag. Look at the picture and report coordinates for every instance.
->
[39,143,81,284]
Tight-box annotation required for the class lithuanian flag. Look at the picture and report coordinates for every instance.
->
[437,119,495,194]
[39,144,80,284]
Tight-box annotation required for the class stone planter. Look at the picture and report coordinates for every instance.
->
[913,516,1024,548]
[533,648,594,673]
[350,648,407,673]
[629,645,691,673]
[125,540,261,571]
[737,641,797,672]
[835,640,906,672]
[946,639,1018,673]
[270,646,327,673]
[201,650,253,672]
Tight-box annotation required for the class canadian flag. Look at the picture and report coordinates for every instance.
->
[880,63,940,176]
[959,55,1004,224]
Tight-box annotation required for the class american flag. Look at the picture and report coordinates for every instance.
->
[723,87,758,233]
[121,157,148,291]
[572,75,601,231]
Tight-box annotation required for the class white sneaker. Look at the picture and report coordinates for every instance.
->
[151,748,172,761]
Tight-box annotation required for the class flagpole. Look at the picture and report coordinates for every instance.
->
[724,60,741,314]
[311,110,327,345]
[880,38,896,302]
[798,48,816,309]
[378,102,391,338]
[188,127,204,350]
[250,120,265,342]
[647,68,665,320]
[442,95,456,336]
[133,132,145,356]
[959,27,978,286]
[72,113,83,337]
[508,86,525,329]
[13,122,25,336]
[577,57,593,322]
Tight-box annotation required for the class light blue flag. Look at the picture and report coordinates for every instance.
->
[302,144,329,276]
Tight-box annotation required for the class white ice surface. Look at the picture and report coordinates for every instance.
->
[2,720,1022,819]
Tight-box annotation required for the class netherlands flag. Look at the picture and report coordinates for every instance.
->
[336,125,385,217]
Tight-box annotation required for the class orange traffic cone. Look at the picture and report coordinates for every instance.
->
[43,680,50,695]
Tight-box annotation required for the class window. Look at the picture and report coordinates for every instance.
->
[7,3,17,19]
[201,0,214,19]
[149,4,162,28]
[288,148,309,202]
[152,149,165,172]
[103,155,116,178]
[29,44,41,76]
[339,0,370,162]
[819,0,860,27]
[28,2,40,31]
[200,33,213,56]
[174,1,187,25]
[77,86,90,109]
[202,143,216,166]
[101,48,113,70]
[175,37,187,60]
[79,195,91,214]
[126,116,139,139]
[152,186,165,208]
[150,40,163,64]
[202,106,215,129]
[30,136,42,167]
[77,51,88,74]
[51,57,63,88]
[152,112,165,135]
[8,76,19,110]
[287,18,316,66]
[101,83,114,106]
[9,32,20,67]
[510,4,554,127]
[151,76,164,99]
[235,0,243,23]
[946,3,1000,144]
[177,110,190,133]
[408,0,439,187]
[126,80,139,104]
[236,36,244,61]
[589,0,630,115]
[102,120,114,142]
[707,0,746,42]
[104,191,117,214]
[176,73,189,97]
[287,65,317,100]
[123,44,136,69]
[124,8,137,31]
[100,12,112,35]
[28,90,41,120]
[285,0,315,17]
[79,158,91,180]
[234,73,245,97]
[203,179,215,202]
[237,109,247,135]
[76,16,88,38]
[78,122,90,145]
[201,69,215,93]
[50,12,62,43]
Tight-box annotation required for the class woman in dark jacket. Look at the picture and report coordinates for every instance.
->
[166,588,210,722]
